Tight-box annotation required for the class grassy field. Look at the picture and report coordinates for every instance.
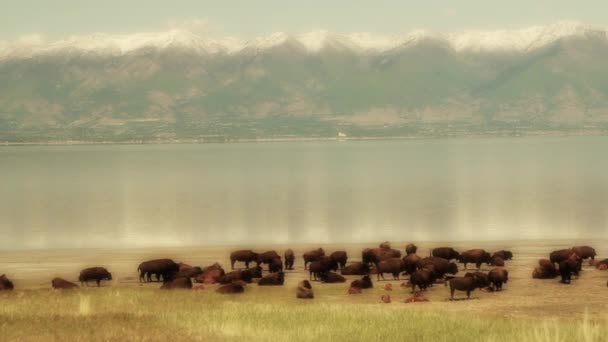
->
[0,287,607,342]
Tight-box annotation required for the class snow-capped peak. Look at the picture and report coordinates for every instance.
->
[0,21,606,60]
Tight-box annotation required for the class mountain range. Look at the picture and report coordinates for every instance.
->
[1,21,608,142]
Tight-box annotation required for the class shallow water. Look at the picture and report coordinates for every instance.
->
[1,136,607,249]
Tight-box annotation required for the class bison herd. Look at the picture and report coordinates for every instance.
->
[1,243,607,301]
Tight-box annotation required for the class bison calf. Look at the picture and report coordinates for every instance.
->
[52,277,78,289]
[296,280,314,299]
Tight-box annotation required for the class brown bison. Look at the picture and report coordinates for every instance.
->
[257,251,281,266]
[405,243,418,255]
[269,258,283,273]
[230,250,259,269]
[79,267,112,287]
[0,274,14,291]
[296,280,314,299]
[446,273,487,299]
[176,266,203,279]
[384,283,393,291]
[404,292,429,303]
[431,247,460,261]
[379,241,392,249]
[550,249,574,264]
[409,268,435,292]
[258,272,285,286]
[362,248,401,266]
[459,249,491,269]
[284,249,295,270]
[490,256,505,267]
[303,248,325,269]
[309,256,338,281]
[592,259,608,269]
[195,263,225,284]
[329,251,348,270]
[532,259,559,279]
[138,259,179,283]
[216,282,245,294]
[319,272,346,283]
[559,254,581,284]
[350,275,373,289]
[52,277,78,289]
[417,257,459,278]
[376,258,405,281]
[340,262,370,275]
[246,266,263,278]
[572,246,596,261]
[488,268,508,291]
[492,250,513,260]
[219,269,254,284]
[161,276,192,290]
[402,253,422,275]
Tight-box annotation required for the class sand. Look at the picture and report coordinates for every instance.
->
[1,239,607,319]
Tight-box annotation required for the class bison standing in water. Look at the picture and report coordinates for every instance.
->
[0,274,14,291]
[459,249,491,269]
[303,248,325,269]
[230,250,259,269]
[138,259,179,283]
[79,267,112,287]
[284,249,295,270]
[329,251,348,270]
[341,262,370,275]
[296,280,314,299]
[52,277,79,289]
[431,247,460,261]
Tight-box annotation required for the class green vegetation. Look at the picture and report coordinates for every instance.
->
[0,288,606,341]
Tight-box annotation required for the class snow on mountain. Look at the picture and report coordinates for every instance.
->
[1,21,606,60]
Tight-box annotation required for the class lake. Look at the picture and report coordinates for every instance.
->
[1,136,607,250]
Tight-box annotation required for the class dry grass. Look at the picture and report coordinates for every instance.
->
[0,287,607,342]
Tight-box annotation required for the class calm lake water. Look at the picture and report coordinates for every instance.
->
[1,136,607,250]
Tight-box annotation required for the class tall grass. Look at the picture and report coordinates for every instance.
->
[0,288,606,341]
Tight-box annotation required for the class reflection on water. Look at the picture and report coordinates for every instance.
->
[1,136,607,249]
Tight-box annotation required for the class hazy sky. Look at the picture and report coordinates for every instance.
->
[2,0,607,40]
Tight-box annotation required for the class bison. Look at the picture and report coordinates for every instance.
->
[269,258,283,273]
[559,254,581,284]
[417,257,458,278]
[409,268,435,293]
[309,257,338,281]
[219,269,254,284]
[161,276,192,290]
[350,275,373,289]
[52,277,78,289]
[446,273,486,300]
[79,267,112,287]
[258,272,285,286]
[195,263,225,284]
[550,249,574,264]
[379,241,392,249]
[230,250,258,269]
[329,251,348,270]
[138,259,179,283]
[492,250,513,261]
[348,287,362,294]
[488,268,508,291]
[319,272,346,283]
[296,280,314,299]
[246,266,263,278]
[572,246,596,261]
[303,248,325,269]
[176,266,203,279]
[257,251,280,266]
[0,274,14,291]
[490,256,505,267]
[402,253,421,275]
[405,243,418,255]
[362,248,401,266]
[284,249,295,270]
[216,282,245,294]
[376,258,405,281]
[340,262,370,275]
[532,259,559,279]
[459,249,491,269]
[431,247,460,261]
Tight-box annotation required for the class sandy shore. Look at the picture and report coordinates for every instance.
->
[1,239,607,319]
